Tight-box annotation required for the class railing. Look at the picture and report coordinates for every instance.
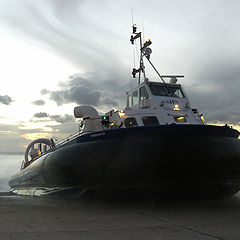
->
[55,131,81,147]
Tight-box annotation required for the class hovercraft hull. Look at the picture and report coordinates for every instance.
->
[9,125,240,198]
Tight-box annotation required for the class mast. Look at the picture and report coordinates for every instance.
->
[130,24,147,84]
[130,24,168,93]
[130,24,184,95]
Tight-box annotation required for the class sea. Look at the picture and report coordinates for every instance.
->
[0,154,23,192]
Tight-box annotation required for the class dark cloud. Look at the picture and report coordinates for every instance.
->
[207,106,240,125]
[32,99,45,105]
[102,97,119,107]
[49,86,101,106]
[43,74,126,108]
[50,114,75,123]
[0,95,13,105]
[33,112,49,118]
[32,112,75,124]
[186,59,240,125]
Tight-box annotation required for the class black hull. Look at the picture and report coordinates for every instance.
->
[9,125,240,198]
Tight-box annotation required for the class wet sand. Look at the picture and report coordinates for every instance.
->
[1,191,240,240]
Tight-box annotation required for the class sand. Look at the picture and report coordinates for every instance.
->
[1,191,240,240]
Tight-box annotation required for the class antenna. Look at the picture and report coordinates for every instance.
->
[131,7,134,25]
[142,22,145,42]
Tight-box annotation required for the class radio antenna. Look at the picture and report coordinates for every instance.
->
[142,22,145,42]
[131,7,134,25]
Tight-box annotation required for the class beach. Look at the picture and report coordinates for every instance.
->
[1,191,240,240]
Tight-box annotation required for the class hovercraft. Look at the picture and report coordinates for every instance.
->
[9,25,240,198]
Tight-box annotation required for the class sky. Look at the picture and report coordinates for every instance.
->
[0,0,240,152]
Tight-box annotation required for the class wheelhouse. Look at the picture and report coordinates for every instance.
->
[126,81,187,110]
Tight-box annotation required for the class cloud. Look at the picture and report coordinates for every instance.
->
[0,0,127,74]
[206,106,240,125]
[33,112,49,118]
[49,86,101,106]
[0,95,13,105]
[0,123,32,152]
[0,118,79,152]
[50,114,75,123]
[40,89,50,95]
[46,121,79,138]
[102,97,119,107]
[32,99,45,105]
[186,58,240,125]
[43,74,126,109]
[32,112,75,124]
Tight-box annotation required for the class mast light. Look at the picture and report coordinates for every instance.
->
[142,39,152,50]
[133,24,137,34]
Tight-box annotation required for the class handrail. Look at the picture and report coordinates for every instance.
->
[56,132,81,147]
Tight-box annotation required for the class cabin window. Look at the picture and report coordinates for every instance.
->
[142,116,159,126]
[168,87,184,98]
[139,86,149,101]
[149,85,168,96]
[149,84,185,98]
[132,90,139,105]
[124,118,138,128]
[174,116,187,123]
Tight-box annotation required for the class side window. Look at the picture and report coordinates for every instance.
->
[139,86,149,101]
[132,90,138,106]
[142,116,159,126]
[124,118,138,128]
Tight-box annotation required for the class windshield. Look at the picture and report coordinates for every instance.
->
[149,84,185,98]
